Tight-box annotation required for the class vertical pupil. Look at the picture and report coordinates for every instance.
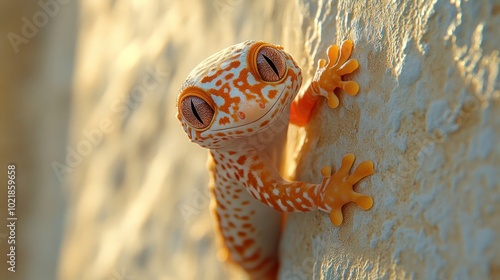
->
[191,99,204,124]
[262,54,280,78]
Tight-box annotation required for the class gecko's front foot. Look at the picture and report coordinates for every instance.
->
[319,154,374,226]
[313,40,359,108]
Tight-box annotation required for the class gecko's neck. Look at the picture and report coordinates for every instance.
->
[211,118,290,174]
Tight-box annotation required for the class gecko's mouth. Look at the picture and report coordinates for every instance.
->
[210,85,286,133]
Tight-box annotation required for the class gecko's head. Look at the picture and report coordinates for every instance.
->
[177,40,302,149]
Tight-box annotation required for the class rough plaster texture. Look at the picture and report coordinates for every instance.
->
[3,0,497,280]
[280,0,500,279]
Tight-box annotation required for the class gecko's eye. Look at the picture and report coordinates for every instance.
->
[256,47,286,82]
[180,96,214,129]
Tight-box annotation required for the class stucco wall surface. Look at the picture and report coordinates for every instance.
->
[279,0,499,279]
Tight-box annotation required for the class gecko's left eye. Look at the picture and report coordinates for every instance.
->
[256,47,286,82]
[180,95,214,129]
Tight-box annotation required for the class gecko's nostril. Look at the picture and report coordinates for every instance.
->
[256,47,286,82]
[181,95,214,129]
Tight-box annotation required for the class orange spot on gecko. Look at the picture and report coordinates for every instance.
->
[216,80,222,86]
[219,116,230,125]
[234,239,255,255]
[250,161,265,171]
[233,68,267,101]
[239,112,246,119]
[247,172,258,189]
[209,84,240,117]
[268,89,278,99]
[201,60,241,84]
[237,155,247,165]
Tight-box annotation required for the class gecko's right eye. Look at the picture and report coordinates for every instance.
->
[256,46,286,82]
[180,95,214,129]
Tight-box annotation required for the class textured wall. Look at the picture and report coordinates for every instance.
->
[280,0,500,279]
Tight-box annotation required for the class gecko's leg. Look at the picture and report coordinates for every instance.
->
[319,153,374,226]
[313,40,359,108]
[232,149,374,227]
[290,40,359,126]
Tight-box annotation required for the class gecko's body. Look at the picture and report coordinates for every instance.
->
[177,40,374,279]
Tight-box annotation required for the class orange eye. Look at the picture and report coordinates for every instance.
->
[256,46,286,82]
[180,96,214,129]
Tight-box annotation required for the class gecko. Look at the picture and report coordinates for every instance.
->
[176,40,374,279]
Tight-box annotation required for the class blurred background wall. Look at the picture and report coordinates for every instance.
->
[2,0,288,279]
[1,0,77,279]
[1,0,499,280]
